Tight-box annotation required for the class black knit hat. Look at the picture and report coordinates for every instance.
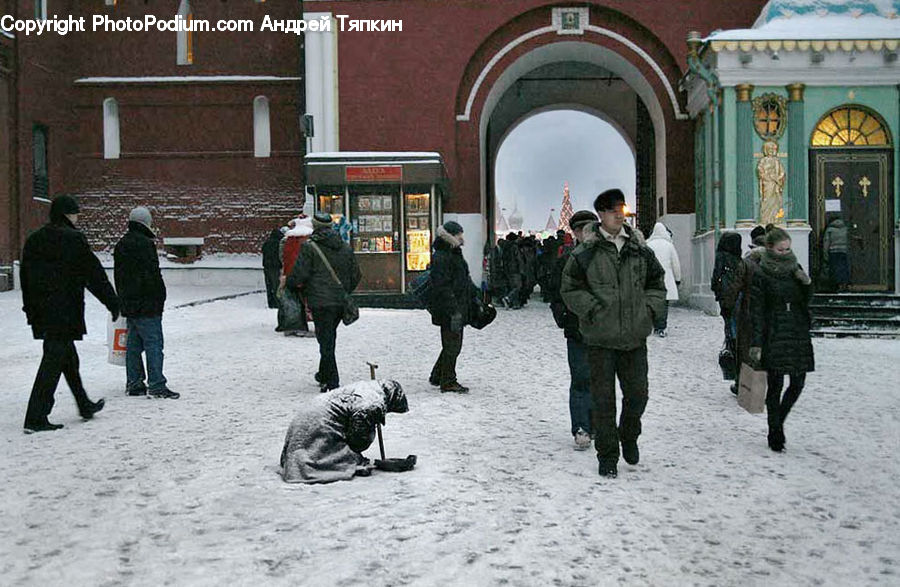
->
[593,189,626,212]
[442,220,464,236]
[750,225,766,240]
[569,210,597,230]
[312,212,333,230]
[49,194,80,221]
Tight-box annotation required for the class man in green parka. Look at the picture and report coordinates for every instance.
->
[560,189,667,478]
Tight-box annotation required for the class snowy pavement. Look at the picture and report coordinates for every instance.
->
[1,286,899,586]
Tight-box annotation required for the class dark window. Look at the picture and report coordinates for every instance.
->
[32,125,48,199]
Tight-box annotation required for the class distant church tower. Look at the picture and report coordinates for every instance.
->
[544,209,557,232]
[508,201,524,231]
[495,198,509,233]
[558,182,574,232]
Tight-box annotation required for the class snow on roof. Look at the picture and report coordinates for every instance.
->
[74,76,302,84]
[709,0,900,40]
[754,0,900,27]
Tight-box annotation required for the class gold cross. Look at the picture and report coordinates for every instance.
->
[859,176,871,198]
[831,176,844,198]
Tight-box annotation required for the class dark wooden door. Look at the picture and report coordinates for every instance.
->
[810,150,893,292]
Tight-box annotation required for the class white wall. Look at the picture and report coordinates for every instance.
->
[304,12,339,153]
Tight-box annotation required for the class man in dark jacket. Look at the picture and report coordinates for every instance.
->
[285,212,361,392]
[113,207,177,399]
[21,194,120,432]
[427,220,479,393]
[262,228,284,309]
[501,232,524,309]
[560,189,667,478]
[549,210,597,451]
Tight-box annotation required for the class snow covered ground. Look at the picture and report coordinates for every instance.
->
[1,286,898,586]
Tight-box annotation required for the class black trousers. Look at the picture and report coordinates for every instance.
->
[24,337,90,425]
[588,345,649,466]
[766,372,806,432]
[312,306,343,389]
[430,325,464,385]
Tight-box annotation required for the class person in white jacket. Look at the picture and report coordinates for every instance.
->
[646,222,682,337]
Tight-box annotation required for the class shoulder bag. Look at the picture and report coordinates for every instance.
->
[307,241,359,325]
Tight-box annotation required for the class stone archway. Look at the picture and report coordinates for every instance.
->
[449,7,692,280]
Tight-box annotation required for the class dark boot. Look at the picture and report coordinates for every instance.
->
[598,461,618,478]
[79,398,105,420]
[24,420,64,433]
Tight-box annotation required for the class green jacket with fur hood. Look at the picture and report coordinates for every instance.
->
[560,223,667,350]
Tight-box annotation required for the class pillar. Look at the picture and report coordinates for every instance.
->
[735,84,755,226]
[787,83,807,225]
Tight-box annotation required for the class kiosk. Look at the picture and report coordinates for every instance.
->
[304,152,448,295]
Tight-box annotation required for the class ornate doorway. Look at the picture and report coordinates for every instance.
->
[809,106,894,292]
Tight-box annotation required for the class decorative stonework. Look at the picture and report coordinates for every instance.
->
[752,93,788,140]
[552,7,588,35]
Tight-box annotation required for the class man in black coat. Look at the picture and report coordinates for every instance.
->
[20,194,120,432]
[427,220,478,393]
[285,212,361,392]
[113,207,177,399]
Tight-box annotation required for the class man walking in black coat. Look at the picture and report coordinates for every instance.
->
[113,207,177,399]
[285,212,361,392]
[20,195,120,432]
[427,221,479,393]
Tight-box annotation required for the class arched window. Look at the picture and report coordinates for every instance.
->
[811,105,891,147]
[253,96,271,158]
[177,0,193,65]
[103,98,120,159]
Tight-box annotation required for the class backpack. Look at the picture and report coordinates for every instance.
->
[408,270,432,308]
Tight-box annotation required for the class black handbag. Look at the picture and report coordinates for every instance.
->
[469,298,497,330]
[308,242,359,326]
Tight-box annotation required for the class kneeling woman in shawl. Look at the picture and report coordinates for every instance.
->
[280,380,408,483]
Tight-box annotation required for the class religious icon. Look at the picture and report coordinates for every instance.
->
[858,176,871,198]
[757,140,786,226]
[562,11,579,30]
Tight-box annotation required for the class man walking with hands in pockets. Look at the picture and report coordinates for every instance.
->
[560,189,666,478]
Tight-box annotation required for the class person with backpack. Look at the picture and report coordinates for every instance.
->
[711,232,743,378]
[427,221,479,393]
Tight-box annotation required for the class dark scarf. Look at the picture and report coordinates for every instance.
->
[760,248,799,276]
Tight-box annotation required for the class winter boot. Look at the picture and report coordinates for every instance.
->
[79,398,105,420]
[440,382,469,394]
[24,420,64,434]
[598,461,618,478]
[574,428,592,451]
[126,384,147,396]
[621,438,640,465]
[767,427,785,452]
[149,388,180,400]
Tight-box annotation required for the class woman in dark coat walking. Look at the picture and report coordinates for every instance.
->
[427,221,479,393]
[750,227,814,452]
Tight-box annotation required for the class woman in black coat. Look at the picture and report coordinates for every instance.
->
[750,227,814,452]
[427,221,478,393]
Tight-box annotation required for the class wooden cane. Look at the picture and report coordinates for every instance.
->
[366,361,386,460]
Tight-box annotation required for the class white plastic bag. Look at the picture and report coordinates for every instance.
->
[107,316,128,366]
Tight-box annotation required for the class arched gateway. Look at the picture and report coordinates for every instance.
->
[302,1,768,294]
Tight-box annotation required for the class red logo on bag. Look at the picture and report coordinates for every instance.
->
[113,329,128,351]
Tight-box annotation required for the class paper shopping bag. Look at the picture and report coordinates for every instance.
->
[107,316,128,366]
[737,363,767,414]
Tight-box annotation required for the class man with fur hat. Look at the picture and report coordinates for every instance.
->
[560,189,667,478]
[20,194,120,432]
[427,220,480,393]
[549,210,598,451]
[114,206,178,399]
[285,212,360,392]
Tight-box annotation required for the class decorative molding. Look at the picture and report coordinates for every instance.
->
[456,23,688,121]
[711,39,900,53]
[735,83,754,102]
[552,7,589,36]
[787,83,805,102]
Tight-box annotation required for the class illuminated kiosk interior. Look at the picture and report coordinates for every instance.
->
[304,152,449,295]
